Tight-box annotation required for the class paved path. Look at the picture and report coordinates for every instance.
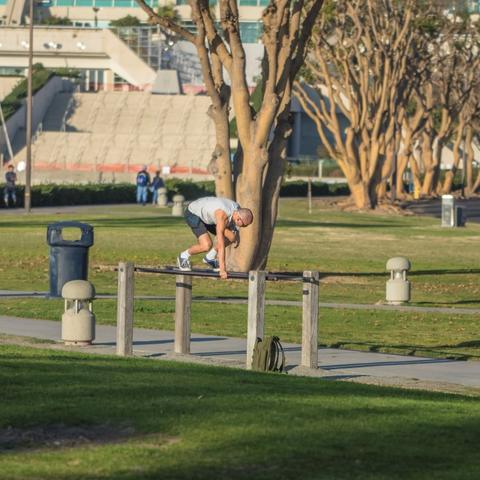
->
[1,315,480,390]
[403,197,480,223]
[2,291,480,316]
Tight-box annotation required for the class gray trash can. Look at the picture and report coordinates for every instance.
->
[47,221,94,297]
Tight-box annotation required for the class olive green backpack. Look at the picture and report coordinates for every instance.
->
[251,336,286,373]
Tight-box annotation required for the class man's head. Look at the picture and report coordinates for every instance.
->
[233,208,254,228]
[7,165,14,171]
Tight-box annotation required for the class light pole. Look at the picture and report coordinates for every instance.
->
[92,7,99,28]
[25,0,34,213]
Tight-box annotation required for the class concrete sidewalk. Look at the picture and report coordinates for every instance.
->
[1,315,480,392]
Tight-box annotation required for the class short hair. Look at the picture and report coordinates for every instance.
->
[238,208,253,226]
[7,164,14,169]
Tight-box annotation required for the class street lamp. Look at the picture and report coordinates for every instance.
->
[24,0,34,213]
[24,0,51,212]
[92,7,100,28]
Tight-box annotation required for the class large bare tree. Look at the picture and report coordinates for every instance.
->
[136,0,324,270]
[294,0,424,209]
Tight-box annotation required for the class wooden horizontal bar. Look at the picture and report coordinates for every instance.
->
[133,266,310,282]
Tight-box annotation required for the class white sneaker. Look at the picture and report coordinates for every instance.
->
[177,255,191,271]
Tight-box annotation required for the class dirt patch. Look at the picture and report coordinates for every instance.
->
[342,375,480,397]
[0,424,179,453]
[0,334,55,347]
[330,197,414,215]
[321,275,370,285]
[0,424,136,452]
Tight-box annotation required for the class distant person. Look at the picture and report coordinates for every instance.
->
[3,164,17,208]
[150,171,165,206]
[136,165,150,206]
[177,196,254,280]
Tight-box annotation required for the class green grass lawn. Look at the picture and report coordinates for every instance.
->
[1,200,479,359]
[1,344,480,480]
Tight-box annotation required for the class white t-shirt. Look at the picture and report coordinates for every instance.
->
[188,197,239,225]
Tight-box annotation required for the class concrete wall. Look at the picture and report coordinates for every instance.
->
[0,76,22,100]
[0,76,69,161]
[0,27,156,88]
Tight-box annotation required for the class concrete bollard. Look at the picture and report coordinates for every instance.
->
[157,187,168,207]
[386,257,411,305]
[61,280,96,346]
[172,194,185,216]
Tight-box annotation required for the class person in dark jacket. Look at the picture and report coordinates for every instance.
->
[4,164,17,207]
[150,171,165,206]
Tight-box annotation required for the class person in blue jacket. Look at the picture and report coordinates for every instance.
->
[136,165,150,206]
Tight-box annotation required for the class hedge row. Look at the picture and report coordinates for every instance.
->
[0,179,349,208]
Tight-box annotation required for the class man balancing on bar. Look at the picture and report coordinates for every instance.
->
[177,196,254,279]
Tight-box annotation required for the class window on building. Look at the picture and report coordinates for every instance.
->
[239,21,262,43]
[239,0,268,5]
[51,0,157,6]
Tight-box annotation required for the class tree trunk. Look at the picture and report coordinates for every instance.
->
[207,100,233,199]
[228,147,265,272]
[348,179,372,209]
[442,122,464,194]
[252,116,291,269]
[465,126,474,196]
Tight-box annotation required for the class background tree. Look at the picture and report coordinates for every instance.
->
[109,15,142,27]
[136,0,325,270]
[294,0,425,209]
[40,15,72,26]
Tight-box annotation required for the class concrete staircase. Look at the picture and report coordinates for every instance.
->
[4,0,27,25]
[14,91,216,183]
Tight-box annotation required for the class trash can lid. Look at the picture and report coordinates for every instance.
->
[173,194,185,201]
[47,221,94,247]
[62,280,96,300]
[386,257,411,271]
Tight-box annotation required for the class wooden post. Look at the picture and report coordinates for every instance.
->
[302,270,319,368]
[116,261,134,356]
[246,270,266,369]
[175,274,192,354]
[307,177,312,214]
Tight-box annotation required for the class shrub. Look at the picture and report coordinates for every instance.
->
[0,180,350,209]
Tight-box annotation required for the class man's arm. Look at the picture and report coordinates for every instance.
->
[223,227,239,246]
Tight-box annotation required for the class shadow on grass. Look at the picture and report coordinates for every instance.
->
[1,346,480,479]
[328,340,480,360]
[0,216,184,229]
[276,219,407,229]
[318,268,480,279]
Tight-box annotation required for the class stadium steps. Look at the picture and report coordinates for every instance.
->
[15,91,215,179]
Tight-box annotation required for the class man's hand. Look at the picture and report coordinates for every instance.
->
[219,269,228,280]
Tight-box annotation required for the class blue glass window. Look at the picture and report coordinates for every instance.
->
[239,22,262,43]
[55,0,74,6]
[113,0,132,6]
[94,0,113,6]
[0,0,7,5]
[76,0,93,6]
